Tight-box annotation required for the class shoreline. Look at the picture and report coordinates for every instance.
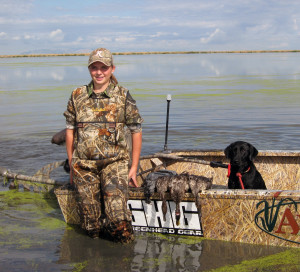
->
[1,50,300,58]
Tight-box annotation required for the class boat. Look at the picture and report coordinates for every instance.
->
[1,98,299,248]
[53,149,300,248]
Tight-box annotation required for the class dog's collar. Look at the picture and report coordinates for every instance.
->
[227,164,251,189]
[227,164,250,176]
[242,166,251,174]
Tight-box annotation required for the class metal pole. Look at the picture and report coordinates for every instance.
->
[164,94,172,152]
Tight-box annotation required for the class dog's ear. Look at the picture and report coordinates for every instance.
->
[224,144,232,159]
[248,143,258,161]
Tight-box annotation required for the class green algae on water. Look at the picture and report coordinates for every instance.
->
[0,189,67,252]
[209,248,300,272]
[0,190,65,230]
[0,190,57,209]
[71,261,88,272]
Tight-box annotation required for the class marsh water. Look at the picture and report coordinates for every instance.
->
[0,53,300,271]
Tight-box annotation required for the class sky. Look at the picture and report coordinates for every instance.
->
[0,0,300,55]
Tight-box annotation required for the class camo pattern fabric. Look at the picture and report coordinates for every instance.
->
[64,82,143,161]
[64,81,142,242]
[72,158,134,243]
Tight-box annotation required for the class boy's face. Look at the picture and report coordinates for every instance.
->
[88,61,115,90]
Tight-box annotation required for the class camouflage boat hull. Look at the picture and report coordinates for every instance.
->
[55,149,300,247]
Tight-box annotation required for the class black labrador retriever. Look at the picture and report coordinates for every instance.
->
[224,141,267,189]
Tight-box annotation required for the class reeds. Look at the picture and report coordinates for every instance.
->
[1,50,300,58]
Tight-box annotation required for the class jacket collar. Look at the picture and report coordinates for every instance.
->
[87,81,115,98]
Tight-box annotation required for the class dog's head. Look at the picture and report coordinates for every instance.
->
[224,141,258,167]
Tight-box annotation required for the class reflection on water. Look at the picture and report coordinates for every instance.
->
[0,53,300,271]
[58,229,286,272]
[0,188,296,272]
[0,53,299,158]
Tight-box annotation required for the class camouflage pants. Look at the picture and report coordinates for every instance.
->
[72,158,134,243]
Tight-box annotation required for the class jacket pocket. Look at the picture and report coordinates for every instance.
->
[76,122,119,160]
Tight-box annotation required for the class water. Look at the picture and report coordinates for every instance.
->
[0,53,299,271]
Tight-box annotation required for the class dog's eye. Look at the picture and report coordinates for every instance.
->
[240,147,248,156]
[240,147,247,154]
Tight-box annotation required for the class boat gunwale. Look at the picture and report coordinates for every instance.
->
[55,187,300,201]
[161,149,300,157]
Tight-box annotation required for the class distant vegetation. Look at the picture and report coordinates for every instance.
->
[1,50,300,58]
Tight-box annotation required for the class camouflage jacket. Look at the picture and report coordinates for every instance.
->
[64,82,143,161]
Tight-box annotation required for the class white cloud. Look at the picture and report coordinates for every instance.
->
[93,37,113,44]
[0,32,7,39]
[200,28,223,44]
[49,29,64,41]
[1,0,300,54]
[269,42,289,49]
[246,23,273,35]
[115,37,136,43]
[0,0,34,15]
[150,32,179,38]
[293,18,299,32]
[24,34,38,40]
[150,32,165,38]
[12,36,21,41]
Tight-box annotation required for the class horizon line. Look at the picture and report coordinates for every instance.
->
[1,49,300,58]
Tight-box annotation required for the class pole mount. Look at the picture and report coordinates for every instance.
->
[163,94,172,152]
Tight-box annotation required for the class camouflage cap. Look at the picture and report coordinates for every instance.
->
[88,48,113,67]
